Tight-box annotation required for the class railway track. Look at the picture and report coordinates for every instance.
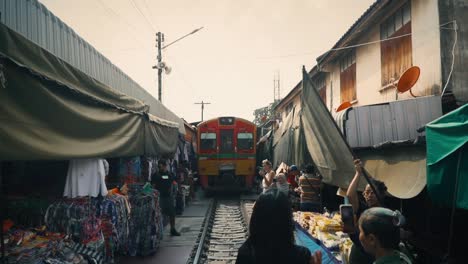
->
[189,198,255,264]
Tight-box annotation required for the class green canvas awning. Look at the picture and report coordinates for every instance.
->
[426,104,468,209]
[0,23,179,160]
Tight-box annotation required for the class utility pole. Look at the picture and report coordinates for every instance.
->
[195,101,211,121]
[156,32,164,102]
[153,27,204,104]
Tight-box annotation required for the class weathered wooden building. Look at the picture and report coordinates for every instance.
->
[314,0,466,110]
[269,2,467,261]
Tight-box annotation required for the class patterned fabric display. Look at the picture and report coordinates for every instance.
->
[45,188,163,261]
[45,194,131,263]
[127,184,164,256]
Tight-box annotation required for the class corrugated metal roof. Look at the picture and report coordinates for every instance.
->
[335,96,443,148]
[0,0,185,134]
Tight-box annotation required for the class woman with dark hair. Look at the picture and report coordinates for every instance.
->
[346,159,388,264]
[236,188,322,264]
[358,207,411,263]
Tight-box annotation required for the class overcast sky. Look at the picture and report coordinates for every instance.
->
[40,0,375,123]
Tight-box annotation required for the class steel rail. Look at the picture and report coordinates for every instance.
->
[192,198,216,264]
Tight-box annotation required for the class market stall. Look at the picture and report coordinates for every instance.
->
[294,211,351,264]
[0,21,179,263]
[2,159,165,263]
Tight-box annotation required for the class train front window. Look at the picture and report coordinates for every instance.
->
[200,133,216,150]
[237,133,253,150]
[220,129,234,153]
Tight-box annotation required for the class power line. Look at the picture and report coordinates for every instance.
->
[129,0,157,33]
[258,21,458,61]
[142,0,160,30]
[441,21,458,96]
[96,0,147,48]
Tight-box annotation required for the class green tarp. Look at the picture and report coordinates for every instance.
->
[272,106,309,168]
[426,104,468,209]
[0,23,179,160]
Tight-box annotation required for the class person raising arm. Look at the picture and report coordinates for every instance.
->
[347,159,364,214]
[345,159,388,264]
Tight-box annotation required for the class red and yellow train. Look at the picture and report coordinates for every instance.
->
[197,117,256,192]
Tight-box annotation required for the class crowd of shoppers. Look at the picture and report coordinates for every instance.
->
[243,159,412,264]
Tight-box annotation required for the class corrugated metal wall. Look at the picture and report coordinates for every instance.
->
[335,95,442,148]
[0,0,185,133]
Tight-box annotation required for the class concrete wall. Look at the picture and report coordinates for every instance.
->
[355,26,385,105]
[324,0,443,111]
[409,0,442,98]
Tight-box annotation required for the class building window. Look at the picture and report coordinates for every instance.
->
[340,51,356,103]
[380,2,412,87]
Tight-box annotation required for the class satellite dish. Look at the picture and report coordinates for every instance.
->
[397,66,420,97]
[336,101,352,112]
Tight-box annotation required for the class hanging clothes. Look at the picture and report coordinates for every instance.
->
[117,157,142,184]
[63,159,108,198]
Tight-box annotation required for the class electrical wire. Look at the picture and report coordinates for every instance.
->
[326,20,457,53]
[143,0,160,30]
[254,21,458,61]
[441,21,458,97]
[96,0,147,48]
[129,0,157,33]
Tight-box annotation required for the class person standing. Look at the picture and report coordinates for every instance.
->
[259,159,276,193]
[346,159,388,264]
[152,159,181,236]
[296,164,322,212]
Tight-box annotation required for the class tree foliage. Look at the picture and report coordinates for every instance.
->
[252,101,279,126]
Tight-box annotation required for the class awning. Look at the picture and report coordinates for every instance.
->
[256,130,272,145]
[0,23,179,160]
[426,104,468,209]
[301,67,355,188]
[357,146,426,199]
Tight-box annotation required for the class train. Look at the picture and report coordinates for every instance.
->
[196,116,257,192]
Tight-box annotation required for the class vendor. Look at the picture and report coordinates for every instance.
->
[346,159,388,264]
[151,159,181,236]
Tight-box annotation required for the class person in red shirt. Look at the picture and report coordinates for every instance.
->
[287,165,301,210]
[287,165,300,189]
